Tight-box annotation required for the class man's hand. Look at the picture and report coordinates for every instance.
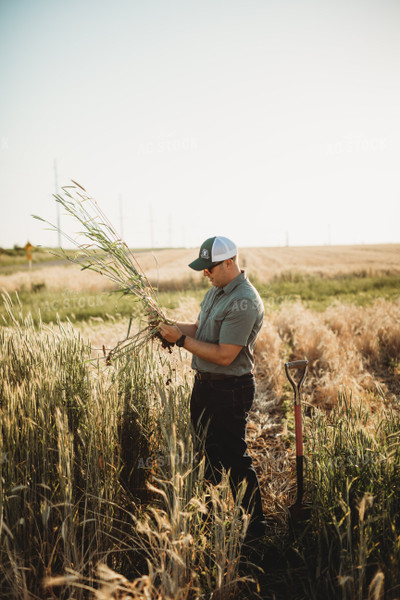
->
[159,323,182,343]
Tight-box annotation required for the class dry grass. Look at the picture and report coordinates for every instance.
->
[1,243,400,293]
[72,294,400,537]
[253,299,400,408]
[0,265,116,293]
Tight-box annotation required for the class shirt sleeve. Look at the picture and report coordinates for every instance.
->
[219,297,260,346]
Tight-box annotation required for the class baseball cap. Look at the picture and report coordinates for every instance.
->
[188,236,238,271]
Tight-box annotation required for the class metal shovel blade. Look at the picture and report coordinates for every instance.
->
[285,360,312,524]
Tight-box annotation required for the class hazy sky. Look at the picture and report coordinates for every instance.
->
[1,0,400,249]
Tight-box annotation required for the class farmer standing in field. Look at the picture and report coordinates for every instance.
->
[159,236,266,547]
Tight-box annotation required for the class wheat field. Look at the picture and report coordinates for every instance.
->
[1,244,400,599]
[1,243,399,293]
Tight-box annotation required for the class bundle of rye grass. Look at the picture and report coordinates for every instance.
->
[33,181,173,361]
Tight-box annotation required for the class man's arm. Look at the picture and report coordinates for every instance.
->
[174,320,199,338]
[159,323,242,367]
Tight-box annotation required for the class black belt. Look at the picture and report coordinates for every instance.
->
[195,371,253,381]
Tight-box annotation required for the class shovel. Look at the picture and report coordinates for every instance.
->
[285,359,311,524]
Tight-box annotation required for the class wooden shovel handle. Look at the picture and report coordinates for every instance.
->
[294,404,304,457]
[285,359,308,508]
[285,360,308,405]
[286,360,308,369]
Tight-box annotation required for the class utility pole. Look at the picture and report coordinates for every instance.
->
[119,194,124,241]
[149,204,154,249]
[168,212,172,247]
[54,159,61,248]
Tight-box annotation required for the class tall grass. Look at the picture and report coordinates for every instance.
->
[0,295,123,598]
[0,295,250,599]
[277,390,400,599]
[2,288,400,598]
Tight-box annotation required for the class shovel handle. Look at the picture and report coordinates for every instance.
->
[285,359,308,508]
[286,359,308,369]
[285,360,308,405]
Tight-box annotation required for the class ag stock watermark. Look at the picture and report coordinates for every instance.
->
[318,452,383,470]
[326,134,387,156]
[230,291,298,312]
[137,451,193,470]
[41,292,105,314]
[137,132,199,156]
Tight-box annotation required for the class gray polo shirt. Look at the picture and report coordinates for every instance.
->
[192,271,264,376]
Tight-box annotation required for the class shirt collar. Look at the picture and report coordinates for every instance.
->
[221,270,246,294]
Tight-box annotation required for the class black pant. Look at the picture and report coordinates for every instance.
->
[190,374,265,530]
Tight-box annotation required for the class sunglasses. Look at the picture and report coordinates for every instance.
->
[204,260,224,275]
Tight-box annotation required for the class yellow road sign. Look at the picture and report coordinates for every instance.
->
[24,242,34,262]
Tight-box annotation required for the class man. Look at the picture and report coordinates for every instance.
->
[159,236,266,544]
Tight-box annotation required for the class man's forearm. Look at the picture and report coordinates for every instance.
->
[175,322,198,337]
[158,322,242,366]
[183,337,233,367]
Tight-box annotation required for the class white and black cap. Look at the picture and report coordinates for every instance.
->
[188,236,238,271]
